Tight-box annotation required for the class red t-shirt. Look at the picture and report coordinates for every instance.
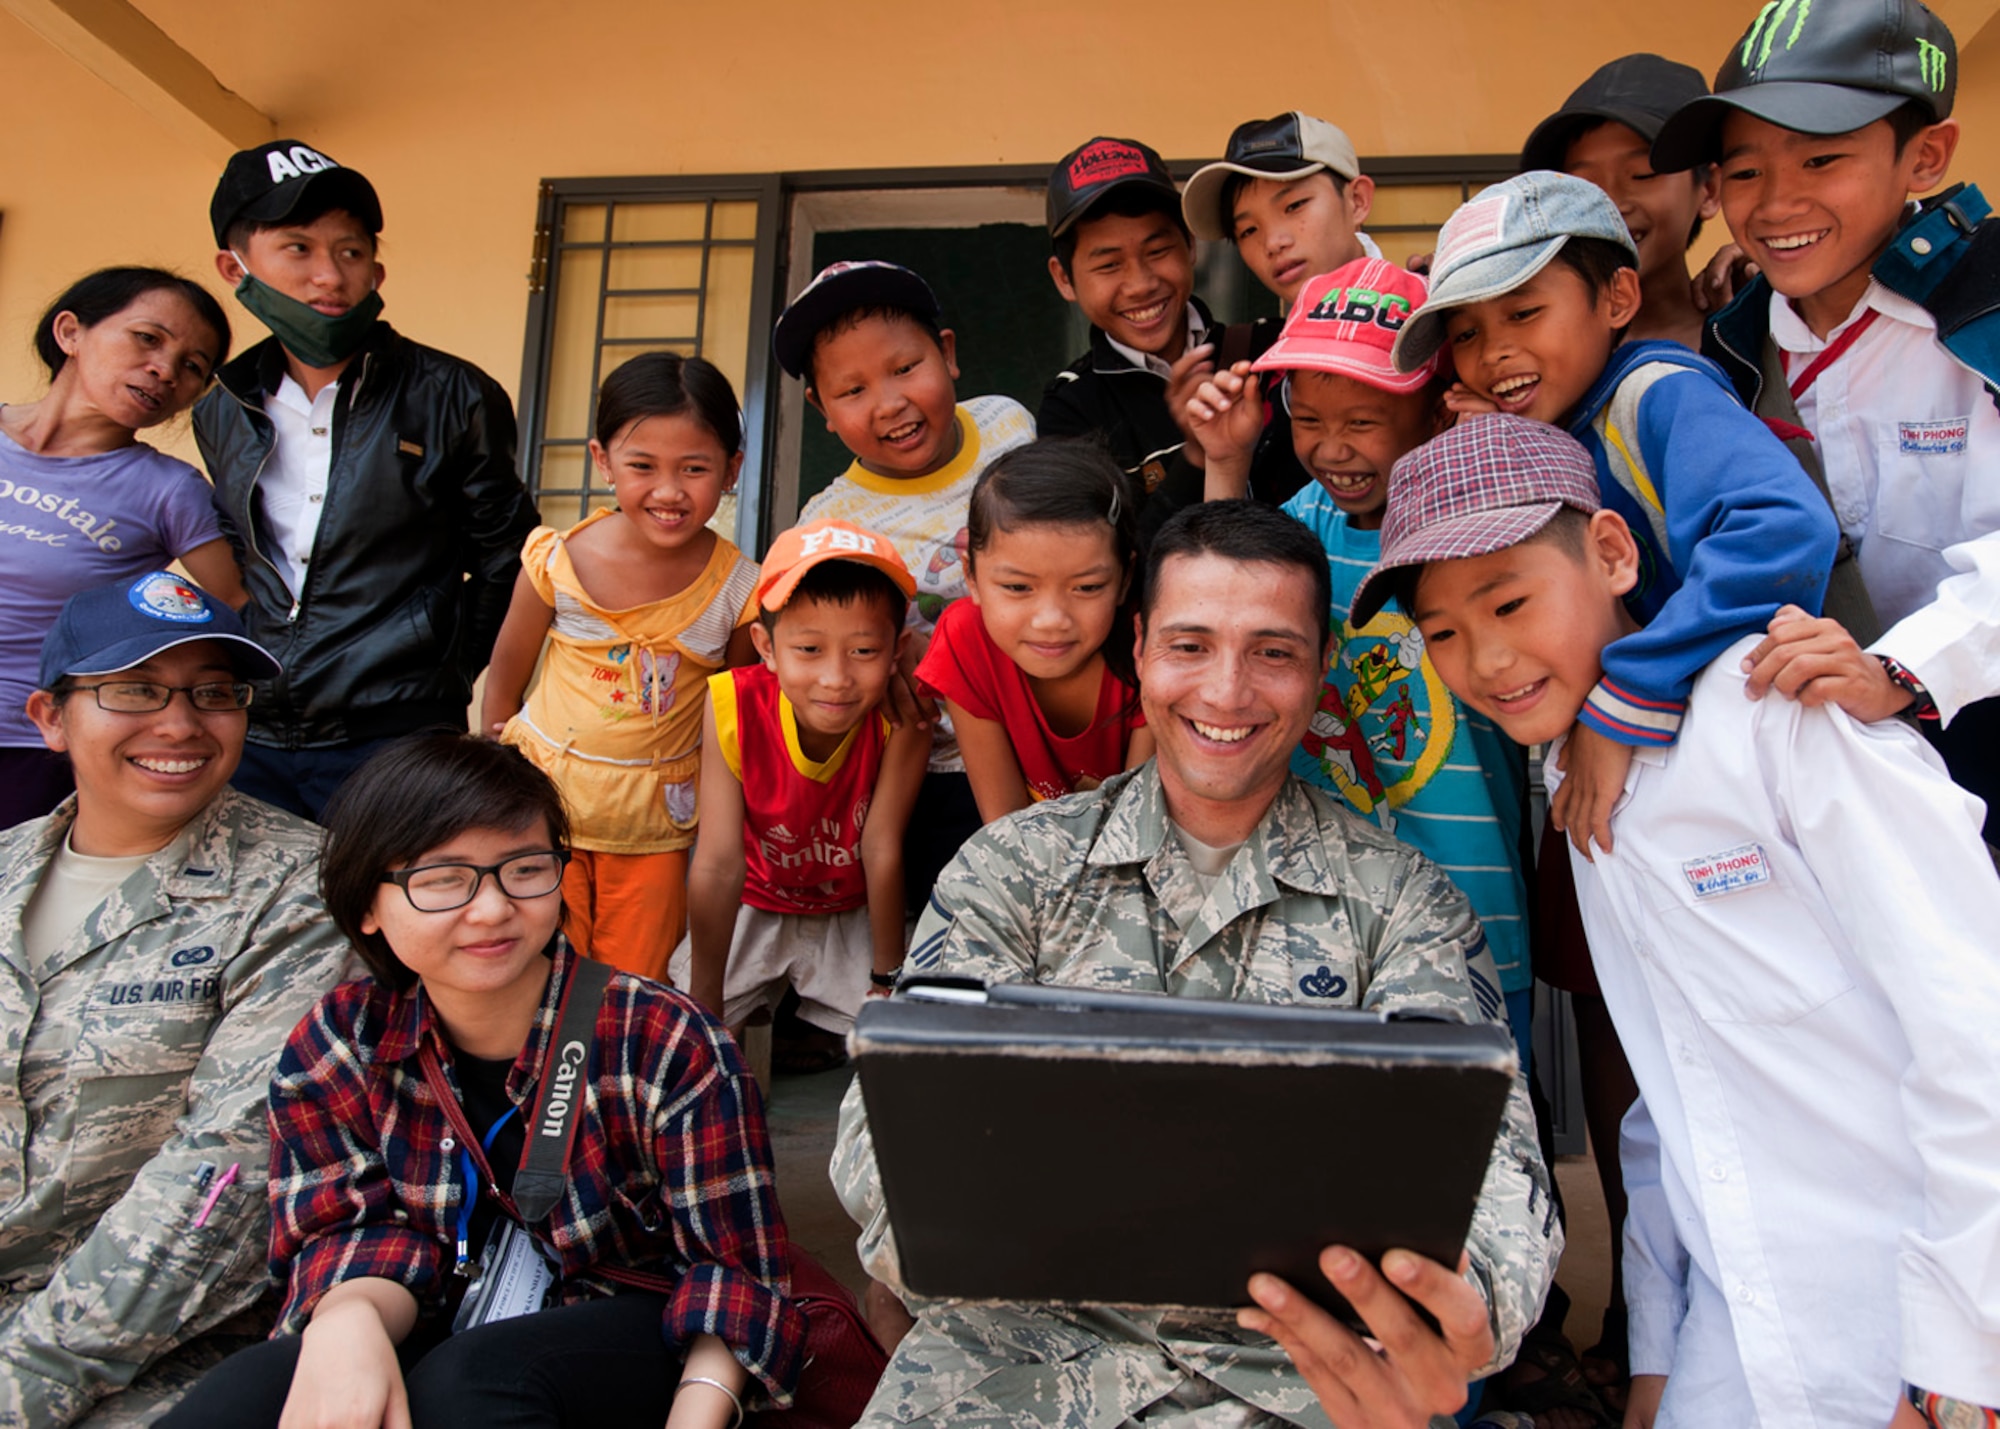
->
[710,666,887,916]
[916,597,1144,804]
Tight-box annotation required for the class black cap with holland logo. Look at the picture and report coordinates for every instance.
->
[1046,137,1181,240]
[209,139,385,248]
[1651,0,1956,171]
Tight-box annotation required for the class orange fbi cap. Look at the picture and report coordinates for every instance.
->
[756,518,917,612]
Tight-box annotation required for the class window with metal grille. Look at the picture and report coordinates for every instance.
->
[515,176,783,539]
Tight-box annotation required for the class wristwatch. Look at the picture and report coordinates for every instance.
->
[868,970,899,989]
[1907,1383,1999,1428]
[1875,654,1939,721]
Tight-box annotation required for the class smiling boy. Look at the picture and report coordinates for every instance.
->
[1352,414,2000,1429]
[679,519,929,1043]
[1038,137,1208,543]
[774,261,1034,906]
[1522,54,1724,350]
[195,140,537,821]
[1650,0,2000,842]
[1390,171,1838,855]
[1171,113,1383,511]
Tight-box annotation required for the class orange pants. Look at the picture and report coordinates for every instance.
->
[560,847,688,984]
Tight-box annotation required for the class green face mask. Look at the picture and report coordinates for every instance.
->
[230,259,383,369]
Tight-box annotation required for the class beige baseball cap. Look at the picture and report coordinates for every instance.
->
[1183,112,1363,242]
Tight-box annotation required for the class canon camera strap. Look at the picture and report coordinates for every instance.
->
[510,953,614,1223]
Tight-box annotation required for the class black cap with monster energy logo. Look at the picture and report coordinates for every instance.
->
[1651,0,1956,171]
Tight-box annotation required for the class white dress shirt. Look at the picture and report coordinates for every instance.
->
[1773,282,2000,721]
[260,374,340,599]
[1550,634,2000,1424]
[1103,303,1208,380]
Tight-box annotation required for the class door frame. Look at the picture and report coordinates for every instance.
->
[514,173,786,543]
[770,177,1050,536]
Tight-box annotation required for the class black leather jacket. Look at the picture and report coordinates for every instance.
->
[1037,304,1308,552]
[192,324,539,749]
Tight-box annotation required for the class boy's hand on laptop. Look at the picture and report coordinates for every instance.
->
[1165,343,1218,461]
[1551,724,1631,859]
[1623,1373,1665,1428]
[1442,383,1499,419]
[1740,604,1913,722]
[1239,1246,1489,1429]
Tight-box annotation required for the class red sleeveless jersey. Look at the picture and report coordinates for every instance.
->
[711,666,888,915]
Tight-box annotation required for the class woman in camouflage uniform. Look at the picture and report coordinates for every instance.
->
[0,573,348,1427]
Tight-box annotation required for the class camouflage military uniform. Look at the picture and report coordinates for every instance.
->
[0,791,350,1427]
[832,764,1561,1428]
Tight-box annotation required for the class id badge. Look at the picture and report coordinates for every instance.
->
[451,1220,560,1332]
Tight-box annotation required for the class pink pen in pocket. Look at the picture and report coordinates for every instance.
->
[192,1162,239,1229]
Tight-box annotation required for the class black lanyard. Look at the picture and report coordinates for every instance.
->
[511,954,612,1221]
[423,952,615,1229]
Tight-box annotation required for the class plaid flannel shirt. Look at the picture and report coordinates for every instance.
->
[266,939,806,1402]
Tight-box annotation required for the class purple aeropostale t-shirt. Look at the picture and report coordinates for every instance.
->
[0,427,225,747]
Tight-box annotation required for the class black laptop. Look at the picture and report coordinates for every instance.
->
[853,980,1517,1317]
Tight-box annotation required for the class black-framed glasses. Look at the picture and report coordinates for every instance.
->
[72,680,255,713]
[380,849,571,913]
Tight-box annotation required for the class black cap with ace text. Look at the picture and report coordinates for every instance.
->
[209,140,384,248]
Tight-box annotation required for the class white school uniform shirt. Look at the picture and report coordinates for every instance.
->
[260,373,339,599]
[1774,281,2000,721]
[1547,634,2000,1425]
[1103,303,1208,380]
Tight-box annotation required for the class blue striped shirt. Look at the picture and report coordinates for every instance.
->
[1283,485,1532,993]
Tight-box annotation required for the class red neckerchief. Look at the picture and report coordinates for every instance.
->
[1788,307,1881,402]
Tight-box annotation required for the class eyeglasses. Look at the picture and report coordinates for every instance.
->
[380,849,571,912]
[72,680,255,713]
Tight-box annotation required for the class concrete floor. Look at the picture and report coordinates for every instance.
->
[763,1063,1619,1352]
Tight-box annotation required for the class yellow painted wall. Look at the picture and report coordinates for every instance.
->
[4,0,1996,463]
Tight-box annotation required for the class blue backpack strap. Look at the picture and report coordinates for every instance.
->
[1874,184,1990,303]
[1923,225,2000,405]
[1875,185,2000,405]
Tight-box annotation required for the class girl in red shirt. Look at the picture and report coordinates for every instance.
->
[916,440,1153,821]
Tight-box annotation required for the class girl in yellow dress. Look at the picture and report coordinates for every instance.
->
[482,353,758,979]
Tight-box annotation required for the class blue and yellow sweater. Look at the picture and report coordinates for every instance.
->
[1563,340,1840,746]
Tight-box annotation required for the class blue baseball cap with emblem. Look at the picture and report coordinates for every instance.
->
[38,573,282,689]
